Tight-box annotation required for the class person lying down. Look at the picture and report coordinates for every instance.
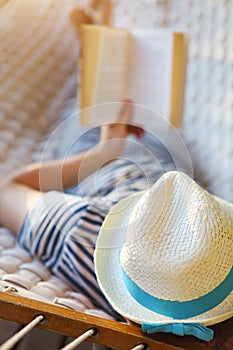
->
[0,101,232,342]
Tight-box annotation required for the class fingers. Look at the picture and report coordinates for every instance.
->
[70,9,94,36]
[114,100,145,139]
[127,125,145,139]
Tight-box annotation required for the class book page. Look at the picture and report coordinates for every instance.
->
[128,29,174,125]
[90,28,131,124]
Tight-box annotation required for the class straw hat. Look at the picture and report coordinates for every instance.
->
[94,171,233,341]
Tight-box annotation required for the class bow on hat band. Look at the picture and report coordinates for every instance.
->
[120,266,233,319]
[142,323,214,341]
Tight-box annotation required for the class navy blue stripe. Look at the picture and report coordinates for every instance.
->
[65,243,95,276]
[24,204,48,251]
[55,202,87,235]
[45,203,88,267]
[72,203,89,215]
[101,187,115,196]
[57,264,91,297]
[62,263,102,300]
[78,223,100,236]
[18,216,33,253]
[40,201,96,268]
[47,231,66,269]
[33,201,65,255]
[85,209,105,221]
[57,259,102,301]
[43,227,65,264]
[79,215,103,226]
[69,231,97,249]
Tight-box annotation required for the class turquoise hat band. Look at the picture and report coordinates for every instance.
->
[142,322,214,341]
[120,265,233,319]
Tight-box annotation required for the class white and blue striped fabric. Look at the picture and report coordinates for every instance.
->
[17,127,188,318]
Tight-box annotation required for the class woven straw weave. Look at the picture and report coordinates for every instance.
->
[121,171,232,301]
[0,0,87,178]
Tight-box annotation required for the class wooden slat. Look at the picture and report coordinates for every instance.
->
[0,292,209,350]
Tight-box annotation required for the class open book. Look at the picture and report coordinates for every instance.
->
[79,25,187,128]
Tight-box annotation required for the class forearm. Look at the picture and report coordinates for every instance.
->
[11,142,120,192]
[12,155,87,192]
[11,101,137,192]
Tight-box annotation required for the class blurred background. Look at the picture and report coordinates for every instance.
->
[0,0,232,349]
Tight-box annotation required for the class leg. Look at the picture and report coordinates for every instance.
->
[0,179,42,235]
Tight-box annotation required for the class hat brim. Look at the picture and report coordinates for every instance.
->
[94,191,233,326]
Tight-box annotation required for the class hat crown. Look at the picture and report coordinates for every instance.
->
[120,171,233,302]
